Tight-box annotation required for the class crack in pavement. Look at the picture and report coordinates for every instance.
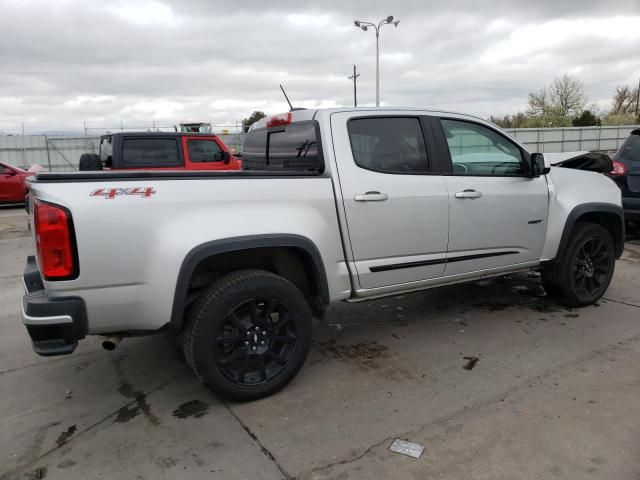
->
[0,274,22,281]
[224,402,291,479]
[0,350,100,378]
[602,297,640,309]
[298,333,640,479]
[0,374,179,480]
[14,421,60,468]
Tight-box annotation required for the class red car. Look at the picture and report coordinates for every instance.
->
[0,162,34,204]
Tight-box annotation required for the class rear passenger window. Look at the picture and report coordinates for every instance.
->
[187,139,223,162]
[122,138,180,166]
[348,117,430,174]
[242,123,322,171]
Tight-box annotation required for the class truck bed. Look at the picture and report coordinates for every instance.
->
[27,170,352,334]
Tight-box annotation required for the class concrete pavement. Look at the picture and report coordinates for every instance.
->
[1,205,639,479]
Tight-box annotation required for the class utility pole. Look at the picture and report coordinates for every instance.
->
[348,65,360,107]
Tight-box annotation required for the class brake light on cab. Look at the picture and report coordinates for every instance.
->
[34,200,78,280]
[611,161,627,176]
[266,112,292,128]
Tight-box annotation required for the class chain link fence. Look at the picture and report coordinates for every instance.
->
[1,124,638,172]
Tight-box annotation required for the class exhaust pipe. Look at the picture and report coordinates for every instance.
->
[102,335,123,351]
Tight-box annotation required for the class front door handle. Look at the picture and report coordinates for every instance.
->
[454,189,482,199]
[354,191,389,202]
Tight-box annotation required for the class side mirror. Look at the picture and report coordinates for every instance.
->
[3,167,16,176]
[221,151,231,164]
[530,153,550,177]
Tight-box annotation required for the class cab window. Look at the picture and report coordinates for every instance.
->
[187,139,224,162]
[347,117,430,174]
[440,119,524,175]
[121,138,180,166]
[241,122,322,171]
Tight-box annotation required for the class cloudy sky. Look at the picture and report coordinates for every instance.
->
[1,0,639,133]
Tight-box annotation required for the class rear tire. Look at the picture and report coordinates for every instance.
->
[544,222,615,307]
[183,269,313,401]
[79,153,102,171]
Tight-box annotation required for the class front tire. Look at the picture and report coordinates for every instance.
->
[544,222,615,307]
[183,270,312,401]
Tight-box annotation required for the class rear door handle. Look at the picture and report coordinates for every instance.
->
[454,189,482,199]
[354,191,389,202]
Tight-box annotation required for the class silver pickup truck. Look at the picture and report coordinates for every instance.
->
[21,108,624,400]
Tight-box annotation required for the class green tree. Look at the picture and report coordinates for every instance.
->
[242,111,266,133]
[489,112,528,128]
[572,110,600,127]
[522,108,573,128]
[602,112,637,126]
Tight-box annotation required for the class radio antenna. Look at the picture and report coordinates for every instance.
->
[280,84,294,111]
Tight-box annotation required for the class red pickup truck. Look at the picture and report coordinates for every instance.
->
[79,132,242,171]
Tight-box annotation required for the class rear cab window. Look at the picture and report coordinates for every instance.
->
[242,122,323,172]
[121,138,181,167]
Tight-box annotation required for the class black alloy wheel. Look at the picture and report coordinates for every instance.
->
[214,298,297,386]
[183,269,313,401]
[544,222,616,307]
[572,237,610,298]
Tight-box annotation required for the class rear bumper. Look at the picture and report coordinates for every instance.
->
[22,256,87,356]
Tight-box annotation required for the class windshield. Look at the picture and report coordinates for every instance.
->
[0,162,25,173]
[614,133,640,164]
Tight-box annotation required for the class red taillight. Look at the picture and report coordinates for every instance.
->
[611,161,627,176]
[266,112,292,128]
[34,200,77,280]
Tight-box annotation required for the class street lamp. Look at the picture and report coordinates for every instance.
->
[354,15,400,107]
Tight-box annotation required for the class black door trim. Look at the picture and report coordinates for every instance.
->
[369,250,519,272]
[370,257,443,272]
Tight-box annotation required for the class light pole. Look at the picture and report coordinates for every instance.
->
[354,16,400,107]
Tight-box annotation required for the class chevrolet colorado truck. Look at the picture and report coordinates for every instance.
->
[21,108,624,401]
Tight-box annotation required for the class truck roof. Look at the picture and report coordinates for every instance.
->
[249,107,490,131]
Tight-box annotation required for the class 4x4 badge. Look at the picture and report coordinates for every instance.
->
[90,187,156,199]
